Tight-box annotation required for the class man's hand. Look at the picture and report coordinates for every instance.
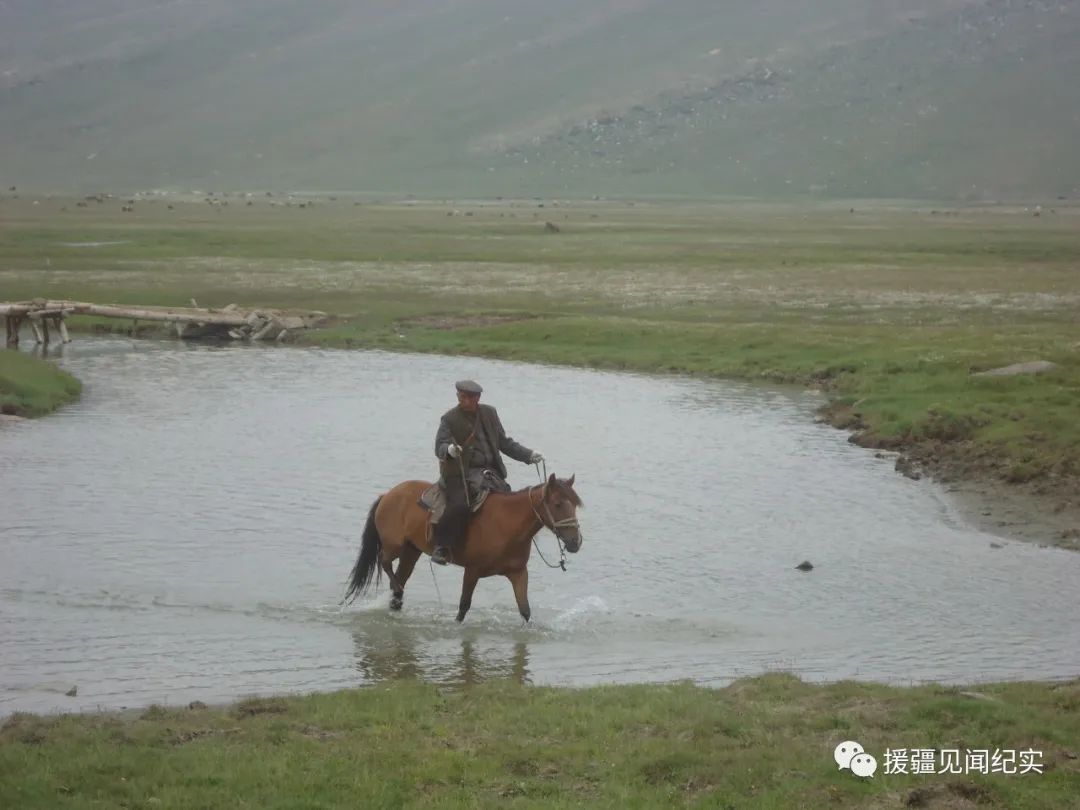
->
[529,451,544,464]
[447,443,462,459]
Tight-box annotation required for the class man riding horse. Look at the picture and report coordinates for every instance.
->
[431,379,543,565]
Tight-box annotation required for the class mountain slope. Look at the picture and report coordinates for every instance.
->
[0,0,1076,199]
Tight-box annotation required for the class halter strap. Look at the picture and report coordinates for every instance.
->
[529,481,581,534]
[526,481,581,571]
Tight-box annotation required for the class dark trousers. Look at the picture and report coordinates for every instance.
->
[432,479,470,550]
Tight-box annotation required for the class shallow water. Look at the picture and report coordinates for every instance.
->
[2,337,1078,715]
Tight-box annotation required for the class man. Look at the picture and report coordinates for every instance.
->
[430,379,543,565]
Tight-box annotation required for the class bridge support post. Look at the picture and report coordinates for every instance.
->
[4,315,21,348]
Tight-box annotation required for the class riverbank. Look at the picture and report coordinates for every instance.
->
[2,194,1078,546]
[2,674,1077,808]
[0,349,81,418]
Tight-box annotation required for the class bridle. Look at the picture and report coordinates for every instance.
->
[527,473,582,571]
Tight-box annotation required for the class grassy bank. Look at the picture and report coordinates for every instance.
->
[2,194,1078,513]
[0,349,81,417]
[2,675,1077,808]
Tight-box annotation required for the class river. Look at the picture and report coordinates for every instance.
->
[2,337,1077,715]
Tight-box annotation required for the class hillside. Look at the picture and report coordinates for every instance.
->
[1,0,1076,199]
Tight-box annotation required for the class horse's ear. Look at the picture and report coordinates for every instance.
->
[547,472,556,486]
[567,473,575,486]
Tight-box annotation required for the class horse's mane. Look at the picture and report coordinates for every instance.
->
[507,478,583,507]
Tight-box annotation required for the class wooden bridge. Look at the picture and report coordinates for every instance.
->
[1,299,329,348]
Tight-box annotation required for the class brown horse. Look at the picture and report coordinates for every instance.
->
[344,473,583,622]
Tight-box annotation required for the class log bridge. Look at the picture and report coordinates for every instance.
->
[1,299,329,348]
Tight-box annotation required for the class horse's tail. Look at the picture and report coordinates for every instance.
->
[344,496,383,604]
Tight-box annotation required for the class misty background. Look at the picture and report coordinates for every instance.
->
[1,0,1077,199]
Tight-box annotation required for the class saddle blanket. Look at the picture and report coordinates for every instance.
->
[418,482,488,523]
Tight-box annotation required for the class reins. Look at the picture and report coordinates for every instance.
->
[430,458,579,574]
[528,460,580,571]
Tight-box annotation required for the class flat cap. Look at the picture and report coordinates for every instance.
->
[455,379,483,394]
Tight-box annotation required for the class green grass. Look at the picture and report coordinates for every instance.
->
[2,200,1079,805]
[0,349,82,417]
[2,675,1077,809]
[2,196,1078,488]
[399,317,1078,477]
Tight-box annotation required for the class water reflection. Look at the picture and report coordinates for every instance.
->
[30,343,67,360]
[352,623,530,687]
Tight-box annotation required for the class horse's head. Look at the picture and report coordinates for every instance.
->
[541,473,583,553]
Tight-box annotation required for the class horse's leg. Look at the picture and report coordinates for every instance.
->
[505,567,530,623]
[389,544,422,611]
[377,530,406,606]
[456,567,480,623]
[379,554,402,595]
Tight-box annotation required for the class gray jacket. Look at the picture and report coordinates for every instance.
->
[435,403,533,485]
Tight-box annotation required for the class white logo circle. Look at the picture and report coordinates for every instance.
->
[833,740,864,769]
[850,753,878,778]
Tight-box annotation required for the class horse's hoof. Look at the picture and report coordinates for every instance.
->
[389,597,403,611]
[431,548,450,566]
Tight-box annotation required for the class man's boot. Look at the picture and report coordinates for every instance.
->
[430,515,456,565]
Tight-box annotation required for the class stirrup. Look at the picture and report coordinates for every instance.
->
[431,546,451,566]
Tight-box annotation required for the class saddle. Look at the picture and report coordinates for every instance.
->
[418,481,489,521]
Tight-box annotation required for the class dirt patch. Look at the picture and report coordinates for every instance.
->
[820,404,1080,551]
[171,727,241,745]
[816,400,867,432]
[22,256,1076,315]
[938,477,1080,552]
[233,697,288,717]
[882,436,1080,551]
[297,724,345,742]
[903,780,995,808]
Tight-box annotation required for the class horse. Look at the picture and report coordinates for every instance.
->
[344,473,582,622]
